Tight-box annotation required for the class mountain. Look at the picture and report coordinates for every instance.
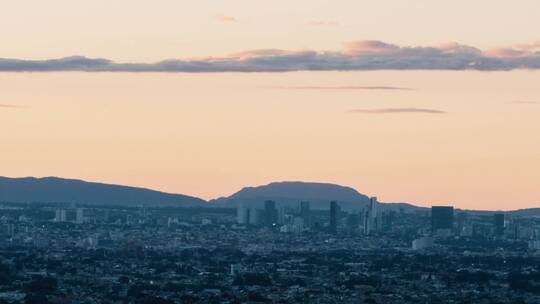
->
[0,176,206,207]
[211,181,377,210]
[509,208,540,217]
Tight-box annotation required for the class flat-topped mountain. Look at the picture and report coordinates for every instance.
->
[211,181,375,210]
[0,176,206,207]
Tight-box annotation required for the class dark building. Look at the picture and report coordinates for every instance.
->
[264,200,278,227]
[330,201,339,233]
[431,206,454,232]
[300,201,311,226]
[493,213,505,236]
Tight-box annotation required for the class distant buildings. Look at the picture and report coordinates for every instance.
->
[76,208,84,224]
[264,200,278,227]
[329,201,339,233]
[237,202,248,225]
[55,209,67,222]
[412,236,434,250]
[363,197,379,235]
[493,213,505,236]
[300,201,310,227]
[431,206,454,233]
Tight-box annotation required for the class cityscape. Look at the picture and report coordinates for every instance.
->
[1,178,540,303]
[2,0,540,303]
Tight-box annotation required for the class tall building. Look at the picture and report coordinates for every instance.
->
[76,208,84,224]
[237,202,248,225]
[329,201,339,233]
[431,206,454,232]
[364,197,379,234]
[55,209,67,222]
[264,200,278,227]
[300,201,310,227]
[493,213,505,236]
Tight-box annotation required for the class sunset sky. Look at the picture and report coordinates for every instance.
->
[1,0,539,210]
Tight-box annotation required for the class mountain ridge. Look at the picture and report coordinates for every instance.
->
[0,176,206,207]
[1,176,538,215]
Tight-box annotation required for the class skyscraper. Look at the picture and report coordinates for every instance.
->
[364,197,379,235]
[493,213,505,236]
[431,206,454,232]
[237,202,247,225]
[55,209,67,222]
[330,201,339,234]
[76,208,84,224]
[264,200,278,227]
[300,201,310,227]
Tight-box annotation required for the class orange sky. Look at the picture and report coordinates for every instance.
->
[1,71,539,210]
[1,0,540,210]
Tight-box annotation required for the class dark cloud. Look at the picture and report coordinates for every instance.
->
[282,86,413,91]
[1,40,540,72]
[349,108,446,114]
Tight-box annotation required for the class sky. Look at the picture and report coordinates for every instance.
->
[1,1,539,210]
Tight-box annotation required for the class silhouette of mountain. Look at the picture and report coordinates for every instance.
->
[509,208,540,217]
[211,181,377,210]
[0,176,206,207]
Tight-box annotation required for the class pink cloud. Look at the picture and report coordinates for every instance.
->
[215,14,237,23]
[343,40,400,56]
[485,41,540,57]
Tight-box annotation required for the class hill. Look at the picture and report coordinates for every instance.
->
[0,176,206,207]
[211,181,375,210]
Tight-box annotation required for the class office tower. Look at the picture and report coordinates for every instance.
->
[300,201,310,226]
[76,208,84,224]
[264,200,278,227]
[364,197,379,234]
[55,209,67,222]
[329,201,339,233]
[237,202,248,224]
[431,206,454,232]
[493,213,505,236]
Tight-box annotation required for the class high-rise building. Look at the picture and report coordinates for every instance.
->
[237,202,248,225]
[300,201,310,226]
[264,200,278,227]
[364,197,379,234]
[329,201,339,233]
[493,213,505,236]
[55,209,67,222]
[431,206,454,232]
[76,208,84,224]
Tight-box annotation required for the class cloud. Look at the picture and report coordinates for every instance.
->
[509,101,539,104]
[0,104,22,108]
[280,86,413,90]
[215,14,237,23]
[308,20,340,26]
[1,40,540,72]
[349,108,446,114]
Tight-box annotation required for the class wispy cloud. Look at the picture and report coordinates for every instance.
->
[509,101,539,105]
[215,14,237,23]
[282,86,413,91]
[308,20,340,26]
[0,104,22,108]
[349,108,446,114]
[1,40,540,72]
